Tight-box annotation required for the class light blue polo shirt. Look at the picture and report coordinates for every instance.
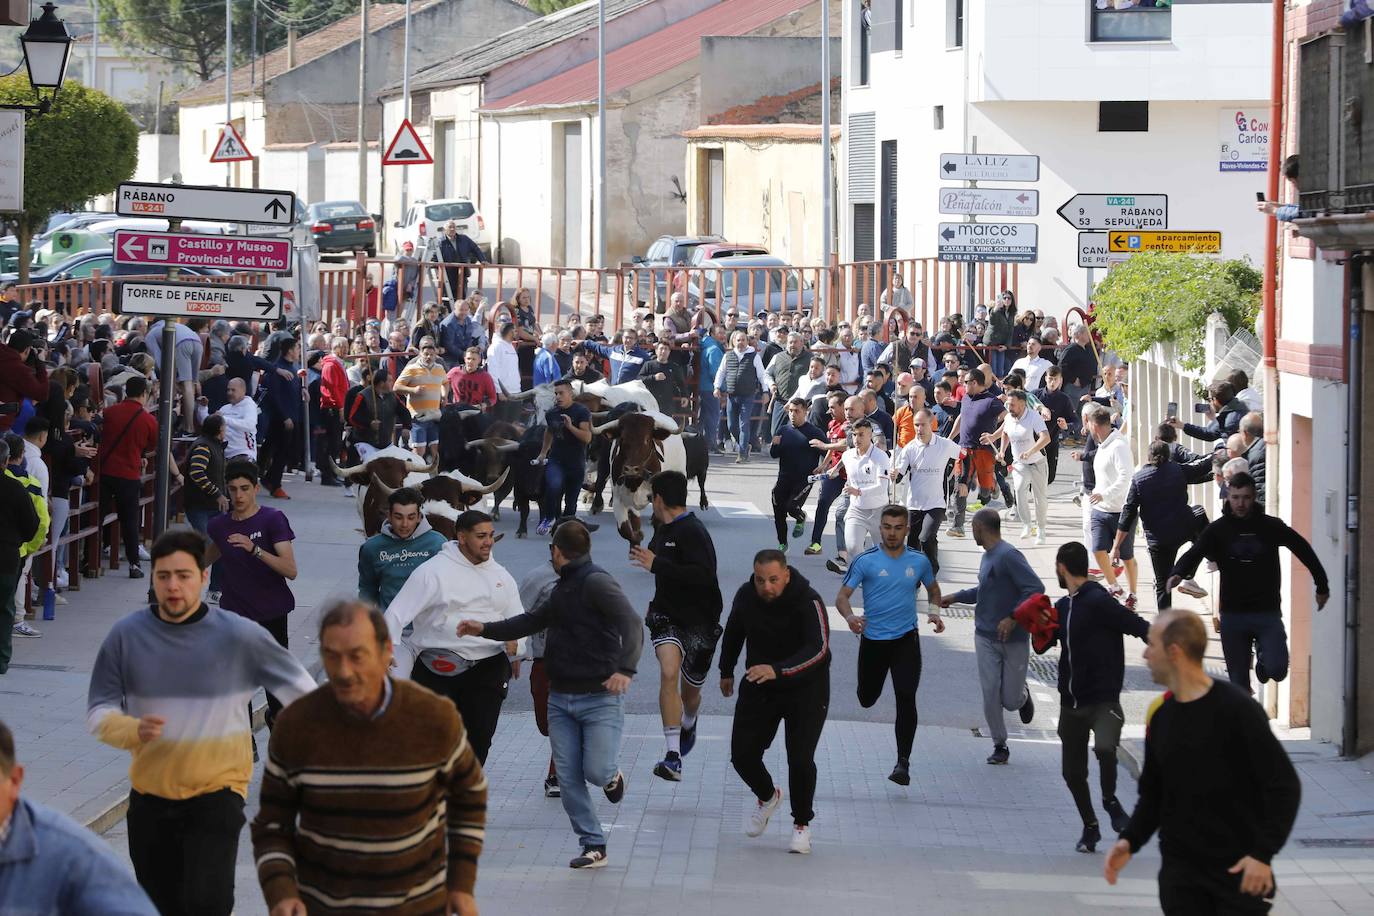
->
[842,546,936,640]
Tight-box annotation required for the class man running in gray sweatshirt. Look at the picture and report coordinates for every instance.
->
[939,509,1043,764]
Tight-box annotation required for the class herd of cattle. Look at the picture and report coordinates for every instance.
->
[332,379,712,545]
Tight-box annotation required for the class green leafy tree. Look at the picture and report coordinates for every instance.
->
[1090,251,1262,373]
[0,77,138,282]
[529,0,582,13]
[100,0,229,83]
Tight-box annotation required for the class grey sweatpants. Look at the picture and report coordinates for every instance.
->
[975,633,1029,746]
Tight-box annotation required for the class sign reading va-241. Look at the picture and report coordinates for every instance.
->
[1057,194,1168,231]
[937,222,1038,263]
[115,182,297,226]
[115,280,283,321]
[114,230,293,273]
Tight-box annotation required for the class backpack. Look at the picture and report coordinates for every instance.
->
[343,384,368,430]
[381,278,399,313]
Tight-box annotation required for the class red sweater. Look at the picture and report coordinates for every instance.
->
[98,399,158,480]
[319,354,349,410]
[0,343,49,432]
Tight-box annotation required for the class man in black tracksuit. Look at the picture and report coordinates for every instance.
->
[1040,542,1149,855]
[719,551,831,854]
[768,397,826,548]
[1168,472,1329,693]
[1033,367,1075,484]
[629,471,722,783]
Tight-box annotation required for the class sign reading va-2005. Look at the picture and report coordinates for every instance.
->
[937,222,1038,263]
[115,182,297,226]
[115,280,283,321]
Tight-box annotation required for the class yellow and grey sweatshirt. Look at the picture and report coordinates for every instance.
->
[86,603,316,800]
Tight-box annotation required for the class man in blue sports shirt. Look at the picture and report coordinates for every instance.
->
[835,504,945,787]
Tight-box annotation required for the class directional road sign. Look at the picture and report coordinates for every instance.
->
[937,222,1038,263]
[114,230,293,273]
[115,182,297,226]
[938,187,1039,217]
[1077,232,1133,269]
[115,280,283,321]
[1057,194,1168,231]
[938,153,1039,182]
[1108,230,1221,253]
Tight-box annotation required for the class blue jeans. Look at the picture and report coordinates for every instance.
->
[186,508,223,593]
[541,456,584,522]
[727,395,753,455]
[698,391,721,448]
[548,690,626,848]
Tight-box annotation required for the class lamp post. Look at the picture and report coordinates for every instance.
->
[8,3,74,114]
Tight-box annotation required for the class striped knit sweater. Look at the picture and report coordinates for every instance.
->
[251,679,488,913]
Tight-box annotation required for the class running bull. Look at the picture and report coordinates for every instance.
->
[592,411,687,545]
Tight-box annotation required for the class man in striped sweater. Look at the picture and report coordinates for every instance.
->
[253,599,487,916]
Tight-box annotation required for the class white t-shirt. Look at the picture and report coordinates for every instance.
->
[1002,409,1048,469]
[218,398,260,460]
[840,444,892,510]
[1010,355,1052,392]
[896,434,960,511]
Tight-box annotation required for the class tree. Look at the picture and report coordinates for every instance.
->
[0,77,139,282]
[100,0,229,83]
[528,0,582,13]
[1090,252,1262,373]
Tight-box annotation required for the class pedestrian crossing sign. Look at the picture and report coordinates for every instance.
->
[209,124,253,163]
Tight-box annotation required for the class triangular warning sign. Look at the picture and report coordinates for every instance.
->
[383,118,433,166]
[210,123,253,163]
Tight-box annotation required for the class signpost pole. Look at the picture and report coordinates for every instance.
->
[964,136,977,321]
[820,0,830,322]
[224,0,233,187]
[399,0,411,221]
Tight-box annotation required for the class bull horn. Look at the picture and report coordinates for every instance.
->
[369,473,398,497]
[591,410,611,421]
[474,466,510,495]
[406,458,432,472]
[465,440,485,450]
[591,419,621,435]
[490,438,520,454]
[508,389,537,401]
[335,461,372,481]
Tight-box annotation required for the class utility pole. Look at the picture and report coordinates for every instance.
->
[595,0,605,270]
[964,136,977,319]
[820,0,831,320]
[357,0,368,205]
[400,0,411,218]
[225,0,233,187]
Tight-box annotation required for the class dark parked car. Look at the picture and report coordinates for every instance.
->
[631,234,724,307]
[2,248,227,312]
[307,200,377,256]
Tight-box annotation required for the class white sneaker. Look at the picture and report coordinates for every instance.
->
[1020,525,1033,540]
[137,545,151,561]
[745,787,783,837]
[1177,578,1208,599]
[12,620,41,638]
[55,569,69,589]
[1035,532,1047,546]
[789,824,812,854]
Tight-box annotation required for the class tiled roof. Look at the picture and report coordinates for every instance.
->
[482,0,812,111]
[397,0,654,95]
[178,1,431,104]
[682,124,840,140]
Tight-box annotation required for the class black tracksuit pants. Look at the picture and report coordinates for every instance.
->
[412,652,512,764]
[730,670,829,826]
[857,632,923,761]
[772,473,812,544]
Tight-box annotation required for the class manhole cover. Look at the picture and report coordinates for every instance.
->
[7,663,73,672]
[1028,656,1059,687]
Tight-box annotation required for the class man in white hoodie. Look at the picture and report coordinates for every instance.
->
[383,509,523,764]
[217,377,259,462]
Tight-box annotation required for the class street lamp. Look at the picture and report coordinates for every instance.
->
[11,3,73,114]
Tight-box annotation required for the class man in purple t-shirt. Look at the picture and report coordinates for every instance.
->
[207,459,299,728]
[946,368,1006,538]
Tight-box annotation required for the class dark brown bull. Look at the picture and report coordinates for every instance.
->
[334,447,433,537]
[593,412,687,545]
[366,467,510,537]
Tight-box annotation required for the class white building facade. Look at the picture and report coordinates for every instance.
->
[840,0,1272,315]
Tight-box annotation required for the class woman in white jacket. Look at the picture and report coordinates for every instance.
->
[834,419,892,556]
[382,510,524,763]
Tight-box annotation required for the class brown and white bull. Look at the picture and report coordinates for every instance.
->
[592,411,686,545]
[333,446,433,536]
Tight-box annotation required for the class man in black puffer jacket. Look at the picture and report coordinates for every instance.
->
[1039,541,1149,856]
[719,550,831,855]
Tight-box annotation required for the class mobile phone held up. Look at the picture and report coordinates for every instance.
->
[1166,401,1178,420]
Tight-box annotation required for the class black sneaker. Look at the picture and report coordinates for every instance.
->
[680,721,697,757]
[1255,660,1270,684]
[986,745,1010,765]
[544,774,560,798]
[1104,797,1130,834]
[653,752,683,782]
[603,770,626,803]
[1019,691,1035,724]
[128,565,144,579]
[888,758,911,786]
[570,846,608,869]
[1076,823,1101,854]
[825,556,848,575]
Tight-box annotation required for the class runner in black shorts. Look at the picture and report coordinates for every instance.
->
[629,471,724,782]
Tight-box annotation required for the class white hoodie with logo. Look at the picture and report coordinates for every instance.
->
[383,541,524,676]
